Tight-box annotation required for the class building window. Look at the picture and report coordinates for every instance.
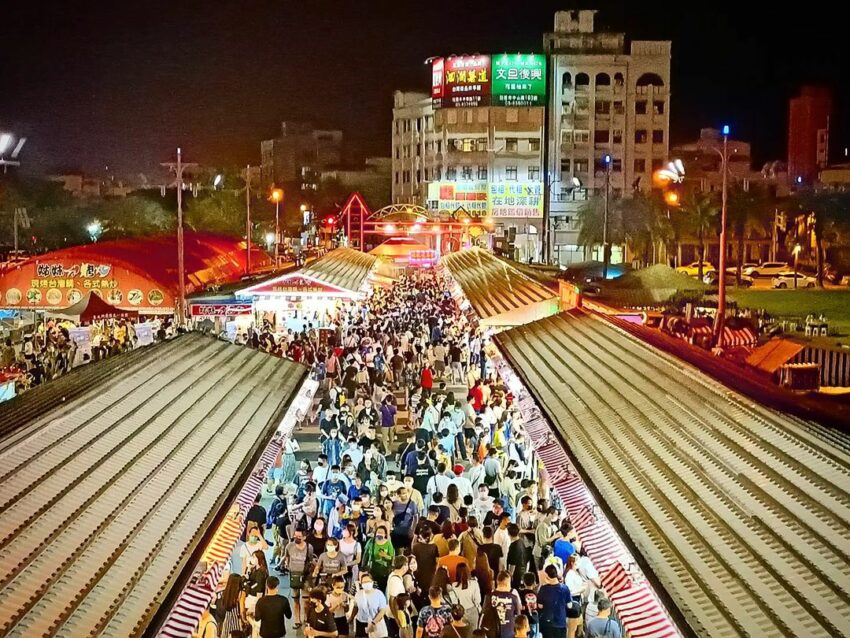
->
[461,166,473,180]
[613,101,624,115]
[595,72,611,86]
[574,130,590,144]
[395,147,400,159]
[436,140,442,154]
[575,97,589,114]
[478,165,488,180]
[506,108,519,123]
[561,130,573,145]
[634,159,646,173]
[614,72,624,87]
[574,159,589,173]
[394,171,399,185]
[528,166,540,180]
[575,72,590,88]
[595,100,611,115]
[424,168,430,181]
[560,158,571,173]
[416,169,422,182]
[635,101,648,115]
[652,129,664,144]
[594,129,610,144]
[612,159,622,172]
[506,166,518,180]
[475,139,486,151]
[635,130,648,144]
[462,139,473,152]
[447,110,458,124]
[464,110,474,123]
[562,72,572,88]
[403,170,410,183]
[506,138,518,152]
[653,101,665,115]
[446,167,457,180]
[612,129,622,144]
[435,167,442,180]
[529,138,541,152]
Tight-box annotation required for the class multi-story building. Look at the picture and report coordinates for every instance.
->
[260,121,343,190]
[545,9,671,265]
[391,91,435,205]
[788,86,832,187]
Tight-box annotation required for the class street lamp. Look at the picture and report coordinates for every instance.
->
[0,131,26,172]
[213,174,223,189]
[712,125,731,347]
[793,244,802,288]
[86,221,103,243]
[602,154,613,279]
[265,232,276,250]
[270,188,284,266]
[161,147,197,328]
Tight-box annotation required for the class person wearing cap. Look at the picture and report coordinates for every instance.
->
[585,597,621,638]
[449,464,473,501]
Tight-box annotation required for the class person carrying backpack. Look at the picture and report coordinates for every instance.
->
[416,586,453,638]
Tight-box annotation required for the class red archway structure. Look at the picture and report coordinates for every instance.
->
[339,194,492,256]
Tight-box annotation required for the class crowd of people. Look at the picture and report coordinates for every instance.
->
[195,268,623,638]
[0,316,164,395]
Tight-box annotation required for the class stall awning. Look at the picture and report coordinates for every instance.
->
[746,337,806,374]
[50,291,139,323]
[441,248,559,328]
[0,334,308,637]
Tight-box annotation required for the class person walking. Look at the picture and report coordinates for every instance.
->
[254,576,293,638]
[283,530,315,629]
[351,572,391,638]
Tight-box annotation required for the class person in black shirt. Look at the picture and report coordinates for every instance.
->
[255,576,293,638]
[245,493,268,541]
[506,524,529,590]
[305,588,338,638]
[477,526,503,575]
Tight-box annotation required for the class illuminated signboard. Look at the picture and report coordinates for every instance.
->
[431,53,546,108]
[442,55,490,108]
[426,181,488,215]
[492,54,546,106]
[489,181,544,218]
[431,57,444,106]
[426,180,543,218]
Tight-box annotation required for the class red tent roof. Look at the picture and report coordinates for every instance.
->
[7,232,270,296]
[53,291,138,323]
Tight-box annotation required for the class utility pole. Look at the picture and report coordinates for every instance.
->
[162,148,197,328]
[602,154,612,279]
[541,52,553,264]
[713,126,730,348]
[245,164,252,275]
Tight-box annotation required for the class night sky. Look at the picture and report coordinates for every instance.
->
[2,1,847,177]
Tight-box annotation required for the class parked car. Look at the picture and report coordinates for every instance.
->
[743,261,789,278]
[726,262,758,275]
[676,261,715,277]
[704,271,754,287]
[772,271,816,288]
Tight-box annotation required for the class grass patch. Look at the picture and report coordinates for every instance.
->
[729,289,850,344]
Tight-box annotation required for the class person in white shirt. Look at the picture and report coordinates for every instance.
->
[493,514,511,559]
[450,464,473,502]
[472,484,494,523]
[426,463,452,502]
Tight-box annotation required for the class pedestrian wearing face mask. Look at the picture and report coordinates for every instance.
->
[241,523,269,575]
[363,524,396,591]
[313,537,350,588]
[351,572,390,638]
[284,530,315,629]
[244,549,270,618]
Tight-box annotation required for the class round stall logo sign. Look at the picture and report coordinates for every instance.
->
[67,289,82,304]
[148,289,164,306]
[127,289,143,306]
[5,288,22,305]
[46,288,63,305]
[26,289,42,304]
[107,289,123,305]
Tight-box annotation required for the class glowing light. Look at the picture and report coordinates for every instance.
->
[722,124,730,136]
[664,191,680,206]
[793,244,802,255]
[0,134,11,155]
[213,174,223,187]
[384,223,397,234]
[300,204,308,212]
[463,218,470,224]
[269,188,284,203]
[484,217,494,226]
[411,223,423,232]
[431,225,440,233]
[86,221,103,242]
[327,216,336,226]
[265,232,275,246]
[571,177,582,188]
[603,154,612,165]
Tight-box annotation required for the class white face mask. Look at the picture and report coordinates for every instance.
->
[362,582,374,591]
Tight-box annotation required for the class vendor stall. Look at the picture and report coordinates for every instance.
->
[237,247,377,332]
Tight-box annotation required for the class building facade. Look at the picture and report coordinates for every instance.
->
[545,9,671,265]
[260,121,343,190]
[788,86,832,187]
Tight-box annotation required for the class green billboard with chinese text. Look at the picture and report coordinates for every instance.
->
[491,54,546,107]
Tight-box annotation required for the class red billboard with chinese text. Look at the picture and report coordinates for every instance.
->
[431,57,444,107]
[437,55,491,108]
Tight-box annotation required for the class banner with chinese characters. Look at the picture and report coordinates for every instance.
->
[492,54,546,106]
[238,274,354,297]
[489,181,544,218]
[0,259,176,312]
[441,55,491,108]
[426,181,489,215]
[189,302,253,317]
[431,53,546,108]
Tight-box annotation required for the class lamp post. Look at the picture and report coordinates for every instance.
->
[713,125,730,347]
[270,188,284,267]
[602,154,612,279]
[793,244,802,288]
[0,132,26,173]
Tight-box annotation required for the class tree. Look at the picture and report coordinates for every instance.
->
[96,195,173,239]
[185,190,245,237]
[680,191,719,280]
[576,195,624,262]
[726,183,772,284]
[618,192,672,266]
[790,190,850,287]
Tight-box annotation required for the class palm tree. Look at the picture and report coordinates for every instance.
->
[726,183,772,284]
[790,190,850,287]
[618,192,672,266]
[576,195,624,262]
[680,191,719,280]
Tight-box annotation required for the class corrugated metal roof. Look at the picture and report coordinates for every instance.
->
[441,248,558,320]
[494,311,850,638]
[301,247,377,293]
[0,334,307,638]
